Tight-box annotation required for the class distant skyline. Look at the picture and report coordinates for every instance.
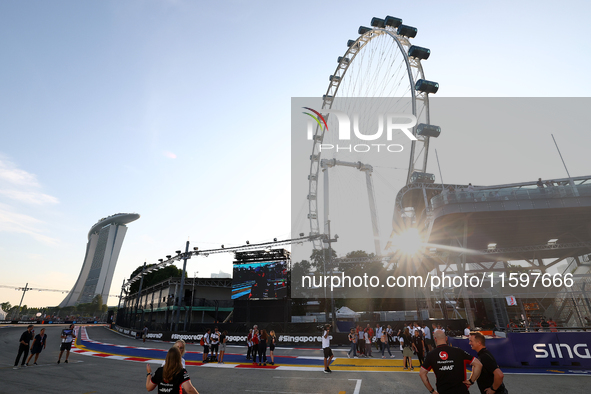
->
[1,0,590,307]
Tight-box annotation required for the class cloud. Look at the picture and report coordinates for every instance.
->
[0,157,41,187]
[0,204,60,246]
[0,155,60,245]
[0,156,59,205]
[164,151,177,159]
[0,189,59,205]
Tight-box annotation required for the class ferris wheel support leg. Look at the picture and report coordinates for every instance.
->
[364,170,382,256]
[460,219,475,329]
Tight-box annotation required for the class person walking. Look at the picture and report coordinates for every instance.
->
[322,324,333,373]
[381,330,394,358]
[419,330,482,394]
[14,324,34,368]
[146,346,199,394]
[268,330,277,365]
[347,328,357,358]
[413,329,426,366]
[142,325,148,343]
[26,327,47,366]
[469,332,508,394]
[218,330,228,364]
[57,324,76,364]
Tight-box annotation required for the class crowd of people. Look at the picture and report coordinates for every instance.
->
[506,315,558,332]
[243,324,277,366]
[201,327,229,364]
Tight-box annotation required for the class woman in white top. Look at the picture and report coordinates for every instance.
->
[162,339,187,368]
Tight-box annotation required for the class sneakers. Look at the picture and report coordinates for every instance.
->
[57,360,60,364]
[324,369,329,373]
[391,355,395,358]
[347,353,351,358]
[382,356,386,359]
[353,356,358,358]
[34,363,38,365]
[327,367,332,373]
[65,360,68,363]
[403,367,409,370]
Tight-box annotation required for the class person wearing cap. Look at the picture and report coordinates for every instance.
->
[57,324,76,364]
[14,325,34,368]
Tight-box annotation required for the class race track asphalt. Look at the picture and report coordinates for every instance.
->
[0,325,588,393]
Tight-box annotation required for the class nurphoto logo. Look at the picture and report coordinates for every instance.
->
[302,107,417,153]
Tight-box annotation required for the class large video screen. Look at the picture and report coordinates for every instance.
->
[232,260,288,300]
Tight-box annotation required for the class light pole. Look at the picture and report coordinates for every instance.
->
[323,221,338,328]
[134,262,147,329]
[174,241,191,332]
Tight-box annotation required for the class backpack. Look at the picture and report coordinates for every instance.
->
[200,336,205,346]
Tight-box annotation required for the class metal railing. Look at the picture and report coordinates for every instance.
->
[431,182,591,210]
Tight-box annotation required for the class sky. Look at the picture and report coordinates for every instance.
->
[1,0,590,308]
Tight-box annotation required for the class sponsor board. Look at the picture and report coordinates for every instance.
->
[450,332,591,368]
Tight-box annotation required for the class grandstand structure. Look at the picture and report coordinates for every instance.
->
[391,175,591,330]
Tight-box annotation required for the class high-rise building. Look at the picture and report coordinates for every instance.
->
[59,213,140,307]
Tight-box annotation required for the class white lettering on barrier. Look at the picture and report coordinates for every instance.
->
[534,343,591,359]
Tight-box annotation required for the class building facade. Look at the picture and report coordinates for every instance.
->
[59,213,140,307]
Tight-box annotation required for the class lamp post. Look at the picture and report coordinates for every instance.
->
[134,262,147,329]
[174,241,191,332]
[323,221,338,329]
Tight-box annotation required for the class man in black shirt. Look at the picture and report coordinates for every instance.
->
[420,330,482,394]
[469,332,507,394]
[14,325,34,368]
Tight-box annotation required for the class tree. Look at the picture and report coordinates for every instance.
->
[91,295,104,311]
[310,247,337,272]
[128,264,184,294]
[1,301,11,312]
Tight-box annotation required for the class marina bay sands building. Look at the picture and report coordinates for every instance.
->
[59,213,140,307]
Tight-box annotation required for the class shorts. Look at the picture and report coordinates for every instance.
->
[220,343,227,352]
[323,347,333,358]
[60,342,72,352]
[142,334,146,339]
[402,346,414,357]
[269,344,275,351]
[203,345,210,354]
[212,344,219,352]
[31,347,43,355]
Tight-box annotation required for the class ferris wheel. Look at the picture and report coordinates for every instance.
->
[307,16,441,254]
